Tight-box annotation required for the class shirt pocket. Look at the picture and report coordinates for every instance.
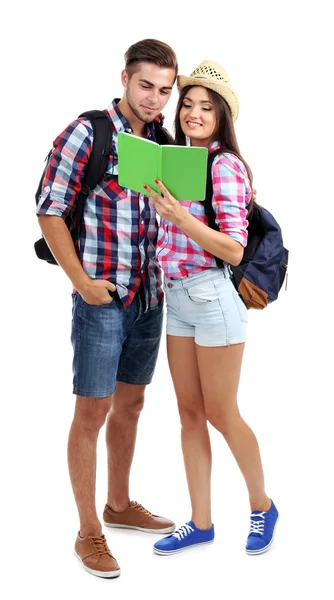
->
[98,154,128,201]
[104,153,119,178]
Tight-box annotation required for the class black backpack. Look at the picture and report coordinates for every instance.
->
[34,110,170,265]
[204,150,289,309]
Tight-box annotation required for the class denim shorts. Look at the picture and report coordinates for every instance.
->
[164,267,248,347]
[71,289,163,398]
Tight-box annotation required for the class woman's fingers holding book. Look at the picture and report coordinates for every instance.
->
[154,179,172,198]
[143,184,158,200]
[143,184,163,208]
[144,182,183,224]
[143,180,170,199]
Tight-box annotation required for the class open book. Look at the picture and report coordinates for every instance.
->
[117,132,208,201]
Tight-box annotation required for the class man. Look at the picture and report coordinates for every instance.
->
[37,39,178,579]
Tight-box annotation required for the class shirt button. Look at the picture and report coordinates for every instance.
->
[141,220,144,225]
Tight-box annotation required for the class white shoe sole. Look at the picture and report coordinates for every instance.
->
[245,515,279,555]
[74,551,121,578]
[153,540,214,555]
[104,522,176,534]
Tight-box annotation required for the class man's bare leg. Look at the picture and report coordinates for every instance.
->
[68,395,112,536]
[106,382,146,511]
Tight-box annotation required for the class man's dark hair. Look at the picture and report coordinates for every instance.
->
[124,39,178,77]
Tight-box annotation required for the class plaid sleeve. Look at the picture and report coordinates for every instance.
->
[211,153,250,247]
[36,118,93,219]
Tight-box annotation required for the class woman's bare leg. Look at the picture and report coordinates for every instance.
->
[167,335,213,528]
[196,343,270,512]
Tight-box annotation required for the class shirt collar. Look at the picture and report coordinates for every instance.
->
[208,140,221,154]
[107,99,156,140]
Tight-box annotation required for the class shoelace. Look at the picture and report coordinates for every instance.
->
[249,512,266,536]
[130,501,153,517]
[172,524,194,541]
[92,534,112,556]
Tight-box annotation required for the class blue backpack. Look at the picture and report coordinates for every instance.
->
[204,151,288,309]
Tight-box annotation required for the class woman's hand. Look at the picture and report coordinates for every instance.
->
[144,180,184,225]
[144,180,243,266]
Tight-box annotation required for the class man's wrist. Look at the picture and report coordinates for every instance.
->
[72,273,91,294]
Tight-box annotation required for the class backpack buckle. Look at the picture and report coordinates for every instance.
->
[81,184,91,196]
[102,148,115,157]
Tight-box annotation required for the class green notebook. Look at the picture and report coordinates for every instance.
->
[117,132,208,201]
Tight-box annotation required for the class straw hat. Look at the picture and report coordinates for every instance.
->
[177,60,239,123]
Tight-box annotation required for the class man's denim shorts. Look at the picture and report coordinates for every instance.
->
[164,267,247,347]
[71,288,163,398]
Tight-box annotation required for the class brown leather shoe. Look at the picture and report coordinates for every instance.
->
[74,533,121,578]
[103,501,175,533]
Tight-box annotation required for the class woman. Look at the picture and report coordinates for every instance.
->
[144,61,278,556]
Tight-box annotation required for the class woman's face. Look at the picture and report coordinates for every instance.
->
[179,86,217,146]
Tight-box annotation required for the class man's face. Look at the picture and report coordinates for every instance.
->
[122,62,176,123]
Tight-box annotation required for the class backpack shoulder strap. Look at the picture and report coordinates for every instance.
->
[203,149,247,269]
[202,150,226,268]
[154,122,174,145]
[203,148,249,230]
[203,149,221,231]
[75,110,113,225]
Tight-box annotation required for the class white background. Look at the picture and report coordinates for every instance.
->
[1,0,333,598]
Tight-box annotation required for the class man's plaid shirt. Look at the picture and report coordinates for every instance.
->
[36,99,163,309]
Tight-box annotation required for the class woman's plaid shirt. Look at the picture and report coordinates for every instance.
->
[156,142,251,279]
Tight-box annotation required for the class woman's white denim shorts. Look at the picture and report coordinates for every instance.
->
[164,267,248,347]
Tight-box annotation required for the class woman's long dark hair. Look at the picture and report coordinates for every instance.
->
[174,85,255,213]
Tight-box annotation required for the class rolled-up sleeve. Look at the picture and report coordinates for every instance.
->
[36,119,92,219]
[211,154,250,247]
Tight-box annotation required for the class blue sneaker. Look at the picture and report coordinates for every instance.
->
[153,521,214,555]
[246,500,279,554]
